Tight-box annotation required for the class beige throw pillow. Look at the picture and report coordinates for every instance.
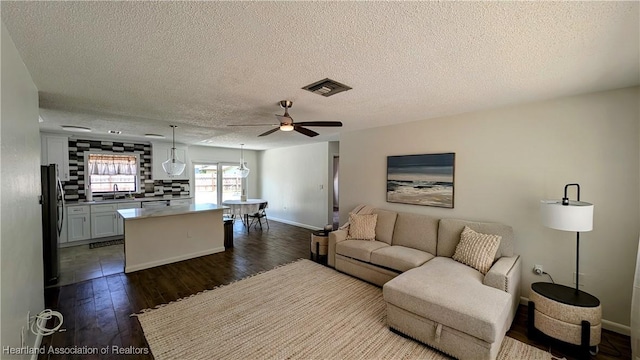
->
[346,213,378,241]
[452,226,501,275]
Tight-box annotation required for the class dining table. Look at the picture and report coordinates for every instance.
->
[221,198,268,227]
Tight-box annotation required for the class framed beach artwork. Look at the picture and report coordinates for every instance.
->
[386,152,455,208]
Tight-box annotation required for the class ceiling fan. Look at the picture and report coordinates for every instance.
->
[229,100,343,137]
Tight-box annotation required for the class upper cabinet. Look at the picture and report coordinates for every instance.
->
[41,134,70,181]
[151,142,189,181]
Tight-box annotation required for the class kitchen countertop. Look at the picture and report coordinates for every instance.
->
[117,203,228,220]
[66,195,193,206]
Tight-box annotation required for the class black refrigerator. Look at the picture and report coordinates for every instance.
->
[41,164,64,286]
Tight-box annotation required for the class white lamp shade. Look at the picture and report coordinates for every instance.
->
[540,200,594,232]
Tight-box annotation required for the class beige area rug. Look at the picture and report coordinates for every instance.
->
[136,259,549,360]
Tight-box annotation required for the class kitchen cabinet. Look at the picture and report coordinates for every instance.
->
[141,200,169,208]
[116,201,141,235]
[91,203,119,238]
[41,134,70,181]
[170,199,192,206]
[67,205,91,242]
[151,142,189,181]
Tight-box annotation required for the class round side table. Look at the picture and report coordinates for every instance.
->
[528,282,601,358]
[310,231,329,264]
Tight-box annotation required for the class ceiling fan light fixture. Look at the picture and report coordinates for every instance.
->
[280,124,294,132]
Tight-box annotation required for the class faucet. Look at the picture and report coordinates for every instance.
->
[113,184,118,198]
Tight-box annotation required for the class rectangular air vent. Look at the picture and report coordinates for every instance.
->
[302,78,352,97]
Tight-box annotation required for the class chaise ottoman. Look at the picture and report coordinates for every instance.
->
[383,257,513,360]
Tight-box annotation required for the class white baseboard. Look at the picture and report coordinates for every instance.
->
[602,319,631,336]
[267,217,322,231]
[520,296,631,336]
[125,246,225,273]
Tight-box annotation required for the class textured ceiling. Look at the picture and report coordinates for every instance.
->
[2,1,638,150]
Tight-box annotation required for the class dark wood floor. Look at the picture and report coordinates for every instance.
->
[41,220,631,360]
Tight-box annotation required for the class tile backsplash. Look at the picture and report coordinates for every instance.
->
[63,139,189,201]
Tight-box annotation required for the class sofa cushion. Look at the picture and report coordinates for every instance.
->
[372,209,397,245]
[437,219,514,260]
[346,213,378,240]
[336,240,389,262]
[371,246,434,272]
[391,212,439,254]
[452,226,501,274]
[383,257,511,344]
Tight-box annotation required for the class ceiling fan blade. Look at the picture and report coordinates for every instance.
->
[227,124,277,127]
[295,121,343,127]
[294,126,319,137]
[258,127,280,137]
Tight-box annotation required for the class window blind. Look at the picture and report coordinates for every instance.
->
[87,154,137,175]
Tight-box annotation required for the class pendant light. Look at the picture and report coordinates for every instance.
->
[162,125,186,176]
[236,144,250,178]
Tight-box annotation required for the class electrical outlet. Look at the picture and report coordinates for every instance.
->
[573,272,587,287]
[533,264,543,275]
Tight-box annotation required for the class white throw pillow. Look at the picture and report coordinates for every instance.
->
[346,213,378,241]
[452,226,501,275]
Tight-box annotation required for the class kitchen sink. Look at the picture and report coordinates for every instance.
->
[100,194,127,200]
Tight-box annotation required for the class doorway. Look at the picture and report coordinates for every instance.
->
[332,156,339,228]
[194,162,242,205]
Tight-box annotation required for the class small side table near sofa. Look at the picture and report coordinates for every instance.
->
[528,282,601,359]
[310,230,329,264]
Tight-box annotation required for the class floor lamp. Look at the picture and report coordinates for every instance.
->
[540,183,594,293]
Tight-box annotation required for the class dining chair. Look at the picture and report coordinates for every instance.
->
[247,202,269,231]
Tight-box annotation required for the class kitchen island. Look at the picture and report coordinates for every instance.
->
[117,203,228,273]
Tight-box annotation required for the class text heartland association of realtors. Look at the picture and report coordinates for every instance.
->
[3,345,149,355]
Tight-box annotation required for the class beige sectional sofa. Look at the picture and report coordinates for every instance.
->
[328,208,521,360]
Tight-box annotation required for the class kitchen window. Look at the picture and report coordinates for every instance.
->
[87,153,139,193]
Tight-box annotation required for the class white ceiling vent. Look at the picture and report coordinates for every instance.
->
[302,78,352,97]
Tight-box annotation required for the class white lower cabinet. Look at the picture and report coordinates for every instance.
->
[91,204,119,238]
[169,199,192,206]
[117,201,141,235]
[141,200,169,208]
[64,199,192,242]
[67,205,91,242]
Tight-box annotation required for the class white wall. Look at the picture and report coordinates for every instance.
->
[1,21,45,351]
[634,106,640,358]
[259,142,333,229]
[340,87,640,329]
[188,145,259,199]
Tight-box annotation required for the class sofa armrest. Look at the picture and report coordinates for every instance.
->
[484,255,521,322]
[328,229,348,268]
